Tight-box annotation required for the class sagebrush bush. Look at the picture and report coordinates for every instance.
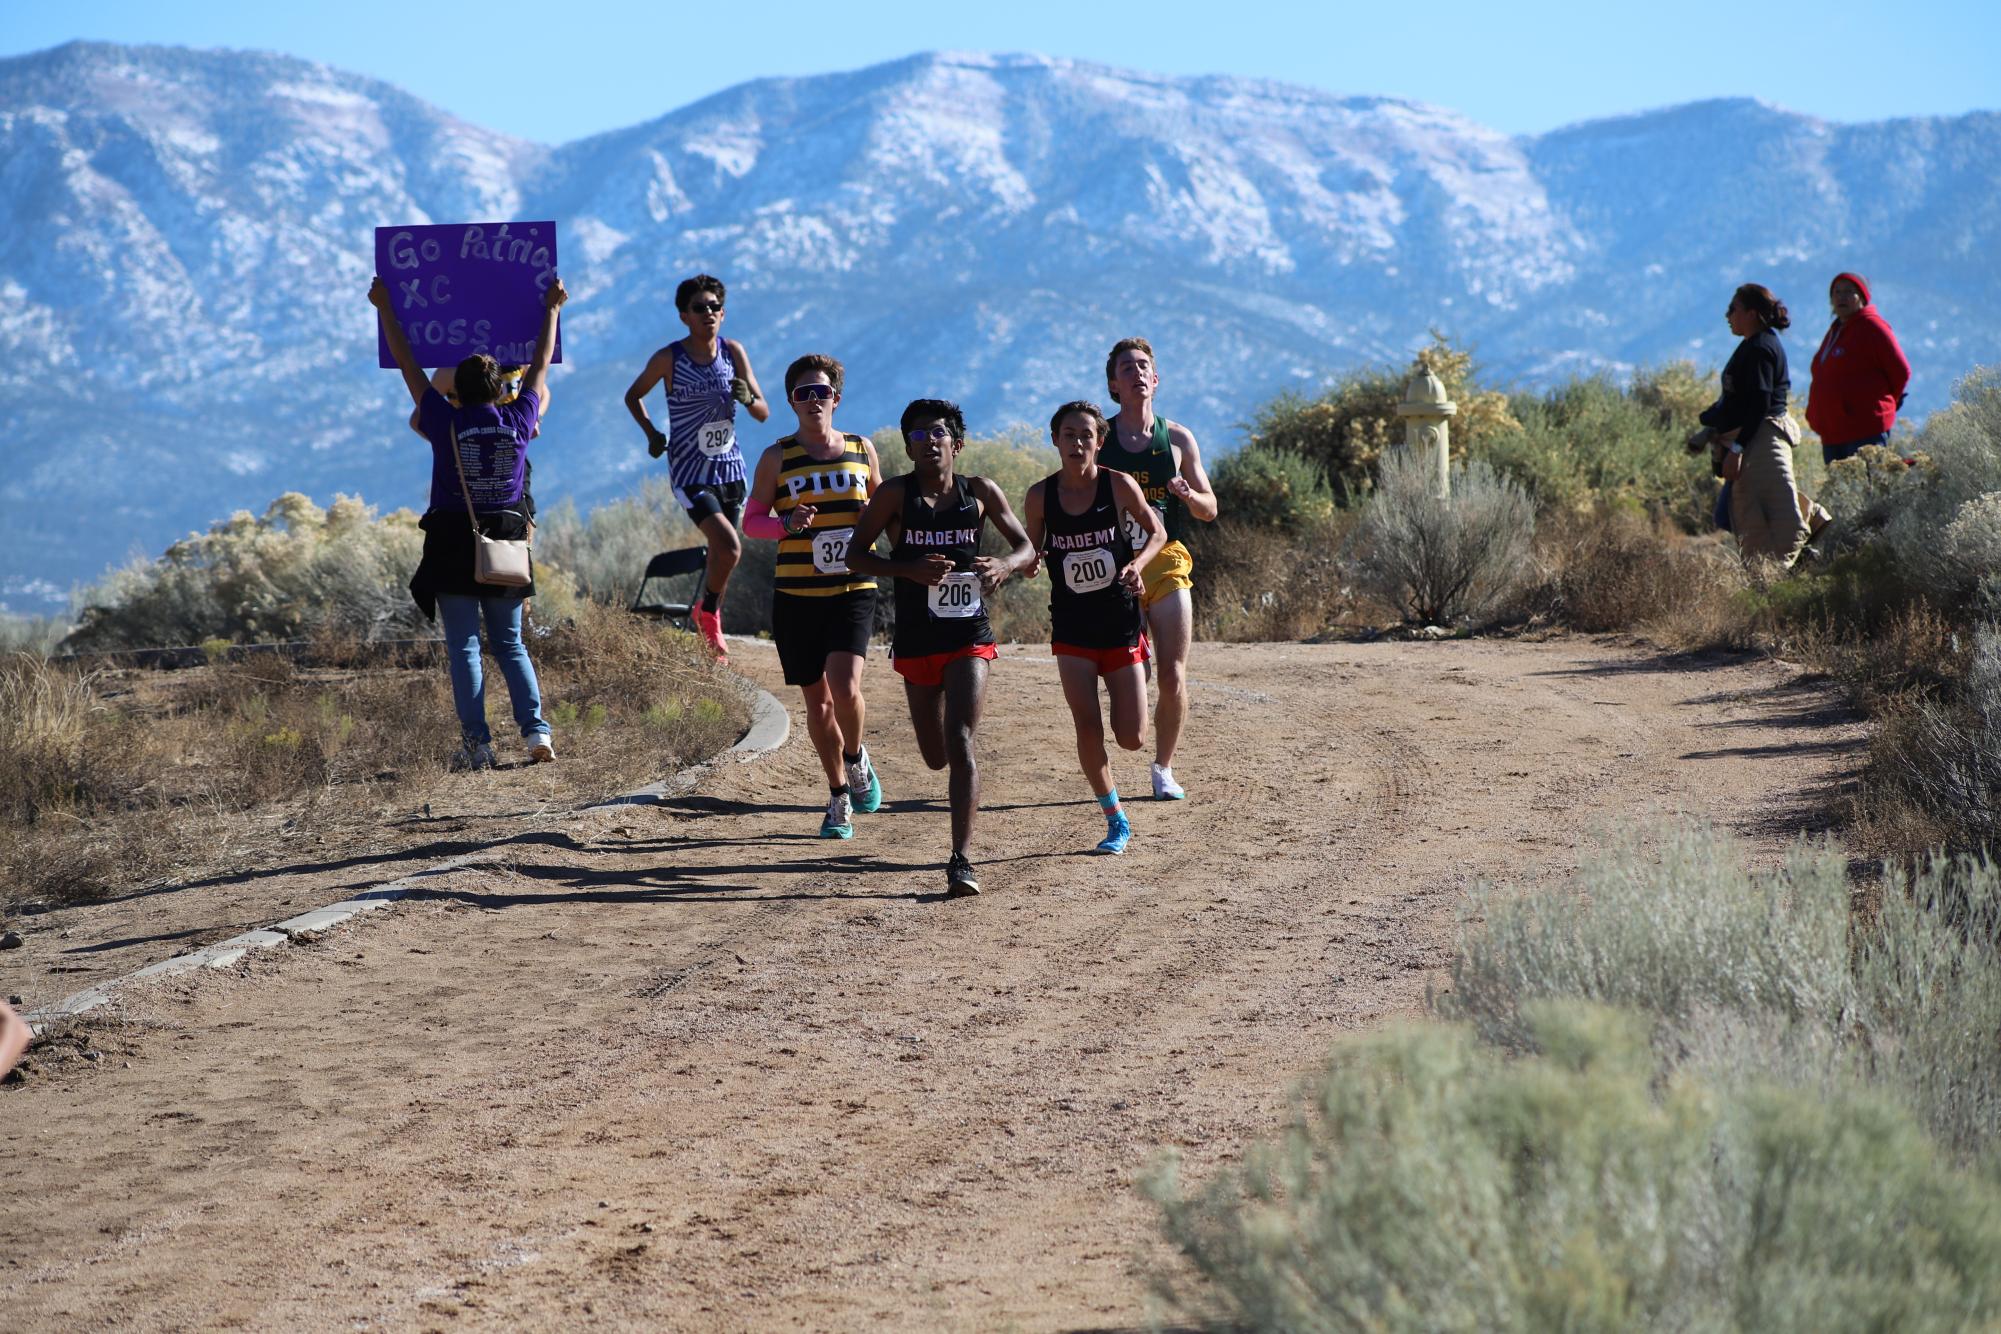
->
[1349,448,1535,625]
[1442,821,1854,1051]
[0,613,72,657]
[1873,624,2001,852]
[1444,814,2001,1162]
[1147,1001,2001,1334]
[67,494,427,650]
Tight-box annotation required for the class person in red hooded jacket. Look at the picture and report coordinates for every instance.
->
[1805,272,1911,465]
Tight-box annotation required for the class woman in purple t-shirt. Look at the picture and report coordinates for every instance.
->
[369,274,567,771]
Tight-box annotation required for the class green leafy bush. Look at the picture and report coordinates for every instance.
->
[1349,448,1535,625]
[1208,444,1336,532]
[1147,1001,2001,1334]
[1479,374,1712,525]
[1242,336,1518,506]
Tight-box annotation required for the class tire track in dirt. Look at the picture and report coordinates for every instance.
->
[0,638,1863,1332]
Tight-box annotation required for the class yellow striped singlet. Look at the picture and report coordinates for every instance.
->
[772,434,877,597]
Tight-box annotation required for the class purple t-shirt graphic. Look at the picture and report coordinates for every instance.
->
[418,386,540,512]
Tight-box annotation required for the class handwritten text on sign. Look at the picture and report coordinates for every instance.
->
[374,221,561,369]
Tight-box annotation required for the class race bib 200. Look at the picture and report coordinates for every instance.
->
[1063,549,1116,594]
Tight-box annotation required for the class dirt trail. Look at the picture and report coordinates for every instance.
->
[0,637,1861,1331]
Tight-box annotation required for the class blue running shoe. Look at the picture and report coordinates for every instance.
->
[847,746,882,814]
[820,791,854,840]
[1096,810,1132,856]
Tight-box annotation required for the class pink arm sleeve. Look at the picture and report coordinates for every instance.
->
[742,504,788,540]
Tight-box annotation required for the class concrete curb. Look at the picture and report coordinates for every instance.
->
[25,685,791,1036]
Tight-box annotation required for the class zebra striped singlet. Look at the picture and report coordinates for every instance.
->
[663,340,746,489]
[772,434,877,597]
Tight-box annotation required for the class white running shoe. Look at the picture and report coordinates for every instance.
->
[526,732,556,764]
[847,745,882,814]
[1150,762,1185,801]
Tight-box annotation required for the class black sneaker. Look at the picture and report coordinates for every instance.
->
[945,853,981,898]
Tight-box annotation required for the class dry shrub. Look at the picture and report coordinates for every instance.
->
[1541,505,1755,643]
[531,600,750,795]
[1192,516,1358,641]
[0,601,749,906]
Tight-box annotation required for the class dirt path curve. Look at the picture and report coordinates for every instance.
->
[0,638,1861,1331]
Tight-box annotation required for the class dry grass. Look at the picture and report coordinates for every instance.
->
[0,603,747,909]
[1192,516,1363,641]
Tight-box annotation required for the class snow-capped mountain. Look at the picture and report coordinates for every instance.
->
[4,42,1996,610]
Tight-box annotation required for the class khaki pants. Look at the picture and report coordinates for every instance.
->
[1729,414,1810,566]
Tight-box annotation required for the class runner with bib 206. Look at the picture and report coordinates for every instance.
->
[846,399,1036,897]
[623,274,771,664]
[743,355,885,840]
[1101,337,1217,801]
[1023,400,1166,856]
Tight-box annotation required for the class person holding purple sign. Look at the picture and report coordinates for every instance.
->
[623,274,771,665]
[369,272,568,771]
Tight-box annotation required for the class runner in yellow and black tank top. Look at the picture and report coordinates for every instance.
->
[772,433,877,597]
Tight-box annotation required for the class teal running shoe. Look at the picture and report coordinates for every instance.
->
[847,746,882,814]
[1096,810,1132,856]
[820,791,854,840]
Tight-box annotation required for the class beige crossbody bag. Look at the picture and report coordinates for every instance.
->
[448,424,533,587]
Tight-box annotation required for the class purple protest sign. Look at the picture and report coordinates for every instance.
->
[374,220,562,369]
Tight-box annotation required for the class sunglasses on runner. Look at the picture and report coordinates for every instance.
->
[685,300,724,315]
[905,427,954,443]
[789,383,836,402]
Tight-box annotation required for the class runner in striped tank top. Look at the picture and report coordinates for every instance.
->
[744,354,887,840]
[622,274,771,663]
[846,398,1036,897]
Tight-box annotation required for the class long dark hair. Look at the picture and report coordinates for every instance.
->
[1733,283,1791,332]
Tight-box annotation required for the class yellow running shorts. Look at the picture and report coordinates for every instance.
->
[1140,540,1194,610]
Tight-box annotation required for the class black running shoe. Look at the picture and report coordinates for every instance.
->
[945,852,981,898]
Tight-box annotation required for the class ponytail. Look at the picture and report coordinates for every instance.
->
[1734,283,1791,332]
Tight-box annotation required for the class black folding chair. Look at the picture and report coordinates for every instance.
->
[629,546,708,629]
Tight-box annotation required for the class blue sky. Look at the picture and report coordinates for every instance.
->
[3,0,1994,143]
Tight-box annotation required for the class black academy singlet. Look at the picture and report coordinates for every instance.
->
[890,475,994,659]
[1041,469,1141,650]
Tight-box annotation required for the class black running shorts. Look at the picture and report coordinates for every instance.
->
[677,478,747,528]
[772,588,875,687]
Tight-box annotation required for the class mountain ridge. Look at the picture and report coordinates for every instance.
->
[3,41,1995,611]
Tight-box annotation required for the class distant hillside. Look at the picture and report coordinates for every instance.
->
[3,42,1995,609]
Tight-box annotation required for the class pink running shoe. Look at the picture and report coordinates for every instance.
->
[692,603,728,663]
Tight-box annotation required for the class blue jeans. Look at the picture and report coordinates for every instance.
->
[1824,432,1889,466]
[436,594,547,744]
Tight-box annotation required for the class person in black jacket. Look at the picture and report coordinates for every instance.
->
[369,273,567,770]
[1687,283,1817,566]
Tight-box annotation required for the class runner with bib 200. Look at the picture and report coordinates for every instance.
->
[1100,337,1217,801]
[743,354,885,840]
[1023,400,1166,856]
[846,399,1036,897]
[623,274,771,664]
